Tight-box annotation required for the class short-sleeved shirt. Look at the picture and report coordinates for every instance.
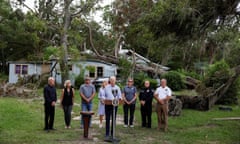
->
[155,86,172,100]
[79,84,96,103]
[123,86,137,104]
[104,84,122,100]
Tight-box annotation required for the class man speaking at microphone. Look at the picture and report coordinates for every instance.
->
[103,76,122,140]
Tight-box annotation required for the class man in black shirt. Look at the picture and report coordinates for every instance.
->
[43,77,57,131]
[139,81,154,128]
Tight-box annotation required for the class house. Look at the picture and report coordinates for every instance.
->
[8,59,117,85]
[50,59,117,85]
[8,61,50,83]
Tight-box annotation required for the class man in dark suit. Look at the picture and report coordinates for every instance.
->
[43,77,57,131]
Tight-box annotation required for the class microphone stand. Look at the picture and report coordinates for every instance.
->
[111,89,120,143]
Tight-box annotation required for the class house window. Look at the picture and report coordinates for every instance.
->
[89,71,95,78]
[86,65,96,78]
[15,64,28,75]
[15,65,21,74]
[97,67,103,77]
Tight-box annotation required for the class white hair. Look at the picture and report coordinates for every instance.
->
[48,77,55,81]
[64,80,71,88]
[110,76,116,81]
[161,78,167,82]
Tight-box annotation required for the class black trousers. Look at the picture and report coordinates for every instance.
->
[140,103,152,128]
[44,103,55,130]
[63,105,72,126]
[123,104,135,125]
[105,105,118,137]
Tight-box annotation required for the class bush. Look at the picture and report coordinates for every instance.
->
[134,72,158,89]
[118,58,133,82]
[202,60,239,105]
[75,73,84,89]
[177,69,202,80]
[204,60,231,89]
[161,71,185,91]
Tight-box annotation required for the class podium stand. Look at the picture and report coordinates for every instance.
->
[103,89,123,144]
[80,111,94,139]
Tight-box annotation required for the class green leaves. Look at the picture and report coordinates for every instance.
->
[43,46,60,61]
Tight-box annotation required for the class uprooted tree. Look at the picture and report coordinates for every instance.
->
[179,64,240,111]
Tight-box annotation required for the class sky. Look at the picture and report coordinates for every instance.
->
[12,0,112,24]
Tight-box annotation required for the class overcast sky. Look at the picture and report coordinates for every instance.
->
[12,0,112,23]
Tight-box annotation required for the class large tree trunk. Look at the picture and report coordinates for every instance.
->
[60,0,72,85]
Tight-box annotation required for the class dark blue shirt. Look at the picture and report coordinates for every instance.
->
[139,87,154,104]
[123,86,137,104]
[44,84,57,104]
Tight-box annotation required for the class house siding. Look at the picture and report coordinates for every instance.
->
[51,60,117,85]
[8,63,43,83]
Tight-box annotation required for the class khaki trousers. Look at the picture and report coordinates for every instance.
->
[156,103,168,131]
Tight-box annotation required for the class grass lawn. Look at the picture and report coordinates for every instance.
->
[0,89,239,144]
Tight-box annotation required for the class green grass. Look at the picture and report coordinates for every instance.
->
[0,89,240,144]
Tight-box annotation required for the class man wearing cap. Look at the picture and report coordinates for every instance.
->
[79,76,96,128]
[122,78,137,128]
[154,79,172,132]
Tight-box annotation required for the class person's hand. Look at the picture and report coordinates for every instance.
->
[159,99,164,105]
[51,101,56,106]
[163,99,167,103]
[140,100,145,106]
[87,98,92,103]
[101,99,105,104]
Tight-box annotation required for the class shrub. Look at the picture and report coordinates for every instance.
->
[118,58,133,82]
[161,71,185,91]
[147,78,158,89]
[134,72,146,88]
[202,60,239,105]
[134,72,158,89]
[204,60,231,89]
[75,73,84,89]
[177,69,202,80]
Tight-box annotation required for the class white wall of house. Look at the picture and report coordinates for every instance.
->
[8,63,42,83]
[51,60,117,85]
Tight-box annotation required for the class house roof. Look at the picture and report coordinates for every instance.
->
[8,59,115,66]
[78,59,116,66]
[7,61,51,64]
[119,49,170,71]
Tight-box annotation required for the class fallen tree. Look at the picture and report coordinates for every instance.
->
[177,65,240,110]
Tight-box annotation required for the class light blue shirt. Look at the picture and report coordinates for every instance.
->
[98,87,105,99]
[104,84,122,100]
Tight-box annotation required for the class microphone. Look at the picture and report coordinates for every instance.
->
[111,89,119,106]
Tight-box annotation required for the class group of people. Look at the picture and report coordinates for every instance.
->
[43,75,172,138]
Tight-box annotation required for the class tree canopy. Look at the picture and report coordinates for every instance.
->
[0,0,239,77]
